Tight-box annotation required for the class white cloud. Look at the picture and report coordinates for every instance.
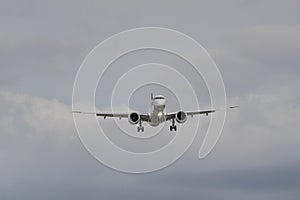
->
[0,91,74,138]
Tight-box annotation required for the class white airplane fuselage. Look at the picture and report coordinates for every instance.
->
[149,95,166,127]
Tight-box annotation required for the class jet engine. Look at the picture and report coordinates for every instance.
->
[175,111,187,124]
[128,112,140,125]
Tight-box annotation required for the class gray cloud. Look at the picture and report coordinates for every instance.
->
[144,164,300,193]
[1,79,300,200]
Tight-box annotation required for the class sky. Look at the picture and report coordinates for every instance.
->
[1,0,300,199]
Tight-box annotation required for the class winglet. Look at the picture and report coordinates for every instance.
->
[72,111,82,114]
[71,111,95,114]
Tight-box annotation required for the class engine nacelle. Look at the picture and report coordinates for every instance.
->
[128,112,140,125]
[176,111,187,124]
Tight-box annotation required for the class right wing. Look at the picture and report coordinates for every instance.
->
[72,111,149,121]
[165,109,216,121]
[165,106,239,121]
[186,109,216,117]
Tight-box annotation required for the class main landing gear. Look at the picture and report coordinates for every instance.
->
[137,120,177,132]
[170,119,177,131]
[137,120,144,132]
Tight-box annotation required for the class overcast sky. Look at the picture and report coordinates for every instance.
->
[1,0,300,199]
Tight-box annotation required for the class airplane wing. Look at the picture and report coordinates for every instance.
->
[72,111,150,121]
[186,109,216,116]
[165,106,238,121]
[165,109,216,121]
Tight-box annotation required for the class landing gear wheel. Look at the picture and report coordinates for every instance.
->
[170,119,177,132]
[170,125,177,132]
[137,126,145,132]
[137,121,144,132]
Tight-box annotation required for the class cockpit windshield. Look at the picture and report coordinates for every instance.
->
[154,96,165,100]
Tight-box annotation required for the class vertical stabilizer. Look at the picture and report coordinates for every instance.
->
[150,93,154,109]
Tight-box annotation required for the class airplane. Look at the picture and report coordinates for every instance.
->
[73,93,238,132]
